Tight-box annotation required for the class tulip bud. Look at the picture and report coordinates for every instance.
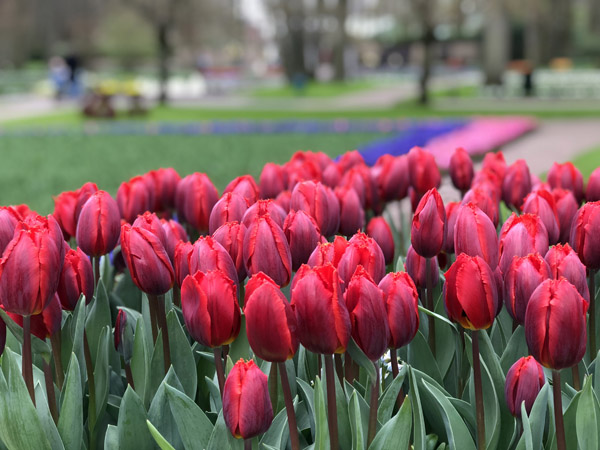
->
[372,154,409,202]
[0,215,65,316]
[181,269,240,347]
[188,236,239,288]
[547,162,584,203]
[340,165,378,211]
[462,187,500,227]
[241,199,286,229]
[449,147,474,192]
[290,181,339,238]
[74,182,98,224]
[259,163,287,199]
[120,223,175,295]
[345,267,389,360]
[322,162,342,189]
[502,160,532,210]
[175,172,219,233]
[379,272,419,349]
[411,188,446,258]
[209,192,248,235]
[223,359,273,439]
[335,186,365,237]
[160,219,188,263]
[405,245,439,289]
[338,150,365,172]
[133,211,168,248]
[499,213,549,274]
[244,272,298,362]
[53,190,78,239]
[551,188,578,244]
[545,244,590,301]
[114,309,134,363]
[224,175,259,205]
[525,278,587,369]
[443,202,461,254]
[274,190,291,213]
[76,190,121,257]
[291,264,351,354]
[408,146,441,196]
[482,151,507,181]
[6,293,62,340]
[57,247,94,310]
[522,190,560,244]
[570,201,600,269]
[307,235,348,268]
[0,206,20,255]
[212,221,247,284]
[144,167,180,212]
[337,231,386,287]
[454,203,499,270]
[174,241,193,286]
[504,253,551,325]
[283,210,321,271]
[366,217,394,266]
[473,170,503,201]
[444,254,498,330]
[117,176,153,223]
[505,356,545,417]
[586,168,600,202]
[244,215,292,287]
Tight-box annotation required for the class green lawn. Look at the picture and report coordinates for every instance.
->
[0,133,383,214]
[251,80,375,98]
[571,146,600,178]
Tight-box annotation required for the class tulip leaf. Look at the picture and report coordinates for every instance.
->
[70,296,88,390]
[117,386,154,450]
[314,376,330,450]
[92,325,111,427]
[205,376,223,412]
[297,378,316,438]
[165,384,213,450]
[166,310,197,399]
[394,255,405,272]
[347,338,377,381]
[576,375,600,450]
[369,396,412,450]
[113,268,143,312]
[520,382,549,450]
[34,382,66,450]
[130,318,150,407]
[104,425,119,450]
[58,353,83,450]
[86,280,111,364]
[515,402,534,450]
[148,331,165,401]
[148,368,185,450]
[407,331,443,384]
[0,350,52,450]
[421,380,476,450]
[228,314,252,362]
[563,390,581,450]
[499,326,528,373]
[206,411,243,450]
[408,367,427,450]
[147,420,177,450]
[377,364,407,424]
[349,391,366,450]
[259,399,291,449]
[334,366,353,450]
[0,308,52,362]
[594,350,600,404]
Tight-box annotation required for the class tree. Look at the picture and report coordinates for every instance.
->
[482,0,509,86]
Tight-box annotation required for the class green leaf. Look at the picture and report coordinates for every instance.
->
[369,396,412,450]
[148,368,185,450]
[421,379,476,450]
[58,353,83,450]
[577,375,600,449]
[515,402,533,450]
[499,326,528,374]
[117,386,154,450]
[166,311,197,400]
[394,255,405,272]
[377,364,407,424]
[93,325,111,425]
[335,365,352,450]
[297,378,316,438]
[594,350,600,407]
[528,383,549,449]
[407,330,443,384]
[34,383,65,450]
[563,390,581,449]
[206,411,243,450]
[259,400,290,449]
[71,296,88,390]
[228,314,252,362]
[205,376,223,412]
[347,338,376,381]
[165,384,213,450]
[130,317,150,407]
[314,376,329,450]
[408,367,427,450]
[86,280,111,364]
[349,391,365,450]
[147,420,177,450]
[0,308,52,361]
[104,425,119,450]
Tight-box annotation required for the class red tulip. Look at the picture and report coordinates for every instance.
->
[405,245,439,289]
[188,236,239,288]
[545,244,589,301]
[133,211,168,248]
[274,190,292,213]
[372,154,409,202]
[120,223,175,295]
[366,217,394,266]
[525,278,587,369]
[586,167,600,202]
[53,190,78,239]
[547,162,584,203]
[411,188,446,258]
[283,210,321,271]
[175,172,219,232]
[502,160,532,210]
[145,168,180,212]
[241,199,287,230]
[337,231,386,287]
[449,147,474,192]
[6,293,62,340]
[74,182,98,224]
[444,253,498,330]
[114,309,133,363]
[482,151,507,181]
[570,201,600,269]
[76,190,121,257]
[181,269,240,347]
[505,356,545,417]
[212,221,247,284]
[551,188,578,244]
[307,235,348,268]
[499,213,549,274]
[57,247,94,310]
[454,203,499,270]
[160,219,188,262]
[259,163,287,199]
[473,169,503,198]
[0,206,20,255]
[117,176,153,223]
[335,186,365,237]
[291,264,351,354]
[209,192,248,235]
[337,150,365,172]
[244,272,298,362]
[0,215,65,316]
[522,190,560,244]
[379,272,419,348]
[290,181,339,238]
[224,175,259,205]
[244,215,292,287]
[223,359,273,439]
[443,202,461,254]
[504,253,551,325]
[322,162,342,188]
[407,146,441,196]
[340,165,378,211]
[462,187,500,227]
[174,241,193,286]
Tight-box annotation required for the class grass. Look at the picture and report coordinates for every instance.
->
[0,133,383,214]
[571,146,600,178]
[251,80,375,98]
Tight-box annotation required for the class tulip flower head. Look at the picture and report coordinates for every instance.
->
[411,188,446,259]
[551,188,578,244]
[160,218,188,263]
[335,186,365,237]
[499,213,549,274]
[379,272,420,349]
[223,175,259,205]
[259,162,287,199]
[212,221,247,284]
[547,162,584,203]
[117,176,153,223]
[372,154,409,202]
[545,243,589,301]
[502,159,532,210]
[209,192,249,235]
[175,172,219,233]
[283,209,322,271]
[522,190,560,244]
[586,167,600,202]
[366,216,395,266]
[407,146,441,196]
[570,201,600,269]
[505,356,546,417]
[57,247,94,310]
[53,190,78,239]
[454,202,499,270]
[405,245,439,289]
[241,199,286,230]
[337,231,386,287]
[449,147,474,193]
[0,206,21,255]
[307,235,348,268]
[76,190,121,257]
[6,293,62,340]
[290,181,339,238]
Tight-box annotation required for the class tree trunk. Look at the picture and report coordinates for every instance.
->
[333,0,348,82]
[525,0,542,66]
[157,23,170,106]
[548,0,572,58]
[482,0,509,86]
[417,0,434,105]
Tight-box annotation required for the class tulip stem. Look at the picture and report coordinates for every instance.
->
[244,438,252,450]
[148,296,159,342]
[156,295,171,374]
[344,351,355,384]
[334,354,344,386]
[43,360,58,424]
[589,268,597,358]
[83,331,97,433]
[367,361,380,447]
[50,331,64,390]
[425,258,436,356]
[213,346,225,396]
[472,330,486,450]
[268,363,278,411]
[93,256,101,287]
[324,355,339,450]
[390,348,405,408]
[278,362,300,450]
[22,315,35,406]
[572,364,581,391]
[552,370,566,450]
